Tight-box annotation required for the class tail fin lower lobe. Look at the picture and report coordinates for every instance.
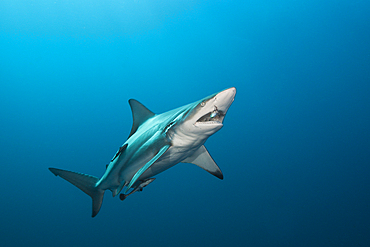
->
[49,168,104,217]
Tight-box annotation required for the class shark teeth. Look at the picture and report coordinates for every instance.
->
[196,111,225,124]
[195,121,222,125]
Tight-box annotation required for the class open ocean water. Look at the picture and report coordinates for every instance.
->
[1,0,369,246]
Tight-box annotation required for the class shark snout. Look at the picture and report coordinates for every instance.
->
[214,87,236,113]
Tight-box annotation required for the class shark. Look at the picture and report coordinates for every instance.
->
[49,87,236,217]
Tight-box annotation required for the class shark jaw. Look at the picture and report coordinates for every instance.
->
[195,111,225,125]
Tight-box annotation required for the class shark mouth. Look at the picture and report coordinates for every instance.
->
[195,107,225,125]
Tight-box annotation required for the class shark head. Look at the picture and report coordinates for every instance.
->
[170,87,236,145]
[193,87,236,129]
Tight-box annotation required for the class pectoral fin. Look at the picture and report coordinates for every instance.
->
[182,145,223,179]
[124,144,170,193]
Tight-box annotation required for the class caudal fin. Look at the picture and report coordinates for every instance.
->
[49,168,104,217]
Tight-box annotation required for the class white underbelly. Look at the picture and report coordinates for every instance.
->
[139,145,199,180]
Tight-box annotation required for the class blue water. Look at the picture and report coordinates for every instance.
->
[1,0,369,246]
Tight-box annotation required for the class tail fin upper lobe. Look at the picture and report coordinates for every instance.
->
[49,168,104,217]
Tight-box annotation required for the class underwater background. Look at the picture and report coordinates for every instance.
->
[1,0,369,246]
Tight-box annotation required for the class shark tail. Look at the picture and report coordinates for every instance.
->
[49,168,104,217]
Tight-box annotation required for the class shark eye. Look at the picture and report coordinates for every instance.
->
[200,101,206,107]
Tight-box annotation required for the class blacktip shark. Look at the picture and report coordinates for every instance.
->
[49,87,236,217]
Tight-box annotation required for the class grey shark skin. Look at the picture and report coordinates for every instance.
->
[49,87,236,217]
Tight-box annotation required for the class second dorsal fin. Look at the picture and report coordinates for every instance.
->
[128,99,155,138]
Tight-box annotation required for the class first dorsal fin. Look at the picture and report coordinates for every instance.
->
[128,99,155,138]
